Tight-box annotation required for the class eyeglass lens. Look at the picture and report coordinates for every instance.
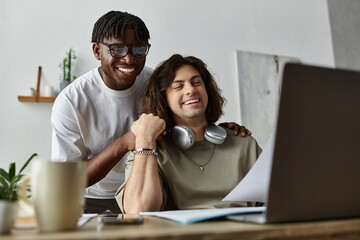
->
[111,44,148,58]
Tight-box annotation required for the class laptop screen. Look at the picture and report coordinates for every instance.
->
[266,63,360,223]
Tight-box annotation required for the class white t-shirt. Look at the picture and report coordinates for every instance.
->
[51,66,153,199]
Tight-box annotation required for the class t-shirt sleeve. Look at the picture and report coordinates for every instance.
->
[115,152,135,213]
[51,96,87,161]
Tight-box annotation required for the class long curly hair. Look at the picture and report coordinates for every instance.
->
[142,54,226,131]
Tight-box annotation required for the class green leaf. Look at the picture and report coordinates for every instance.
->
[8,182,16,191]
[0,188,8,200]
[8,163,15,181]
[0,175,9,189]
[0,154,36,201]
[19,153,37,174]
[0,168,9,181]
[12,174,23,185]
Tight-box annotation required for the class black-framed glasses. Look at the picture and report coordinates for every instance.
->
[100,42,151,58]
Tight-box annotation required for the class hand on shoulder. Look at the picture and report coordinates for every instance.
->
[218,122,252,136]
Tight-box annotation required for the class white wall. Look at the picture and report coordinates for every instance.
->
[0,0,334,169]
[328,0,360,71]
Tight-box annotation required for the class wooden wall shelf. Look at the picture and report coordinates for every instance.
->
[17,96,56,102]
[18,66,57,103]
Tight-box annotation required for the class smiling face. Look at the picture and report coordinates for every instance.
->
[92,28,146,90]
[165,64,208,126]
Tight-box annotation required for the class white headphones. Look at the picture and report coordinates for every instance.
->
[171,124,227,150]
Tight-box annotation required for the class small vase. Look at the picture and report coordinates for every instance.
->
[0,201,17,234]
[59,81,71,92]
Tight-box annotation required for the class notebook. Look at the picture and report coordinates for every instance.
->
[227,63,360,224]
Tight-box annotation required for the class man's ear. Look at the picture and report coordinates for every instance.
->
[92,43,101,60]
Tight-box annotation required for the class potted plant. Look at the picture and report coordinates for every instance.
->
[0,153,37,234]
[59,48,77,92]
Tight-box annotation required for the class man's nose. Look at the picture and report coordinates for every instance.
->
[121,52,135,64]
[185,84,196,95]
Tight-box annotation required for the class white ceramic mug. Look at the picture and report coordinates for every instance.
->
[30,160,87,232]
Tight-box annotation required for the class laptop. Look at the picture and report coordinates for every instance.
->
[227,63,360,224]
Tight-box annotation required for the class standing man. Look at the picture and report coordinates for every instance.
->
[51,11,248,213]
[52,11,151,213]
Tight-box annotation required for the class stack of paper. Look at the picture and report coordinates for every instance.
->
[140,207,265,224]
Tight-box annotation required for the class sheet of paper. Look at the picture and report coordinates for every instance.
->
[222,133,275,202]
[140,206,265,224]
[77,213,97,227]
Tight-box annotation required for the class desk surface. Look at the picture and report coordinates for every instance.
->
[3,216,360,240]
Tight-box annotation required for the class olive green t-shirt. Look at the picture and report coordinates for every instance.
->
[115,128,262,212]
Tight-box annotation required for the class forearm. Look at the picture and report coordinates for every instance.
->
[51,101,135,187]
[123,135,163,213]
[122,113,165,213]
[123,153,163,213]
[86,131,135,186]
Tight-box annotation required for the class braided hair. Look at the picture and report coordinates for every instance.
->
[91,11,150,43]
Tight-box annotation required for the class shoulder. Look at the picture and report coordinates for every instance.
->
[224,128,257,144]
[69,68,101,93]
[136,66,153,83]
[53,68,99,112]
[142,66,154,76]
[223,128,262,153]
[129,66,153,94]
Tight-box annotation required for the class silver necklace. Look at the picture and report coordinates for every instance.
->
[181,144,215,171]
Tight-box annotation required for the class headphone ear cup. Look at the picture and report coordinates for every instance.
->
[204,124,227,144]
[171,126,194,150]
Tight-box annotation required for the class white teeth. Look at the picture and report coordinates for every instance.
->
[184,99,200,105]
[118,68,135,73]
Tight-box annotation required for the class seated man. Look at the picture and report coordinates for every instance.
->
[116,54,261,213]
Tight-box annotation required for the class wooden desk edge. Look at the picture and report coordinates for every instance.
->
[3,216,360,240]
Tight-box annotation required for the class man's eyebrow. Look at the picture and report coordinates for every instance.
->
[172,79,184,83]
[190,75,201,80]
[172,75,201,83]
